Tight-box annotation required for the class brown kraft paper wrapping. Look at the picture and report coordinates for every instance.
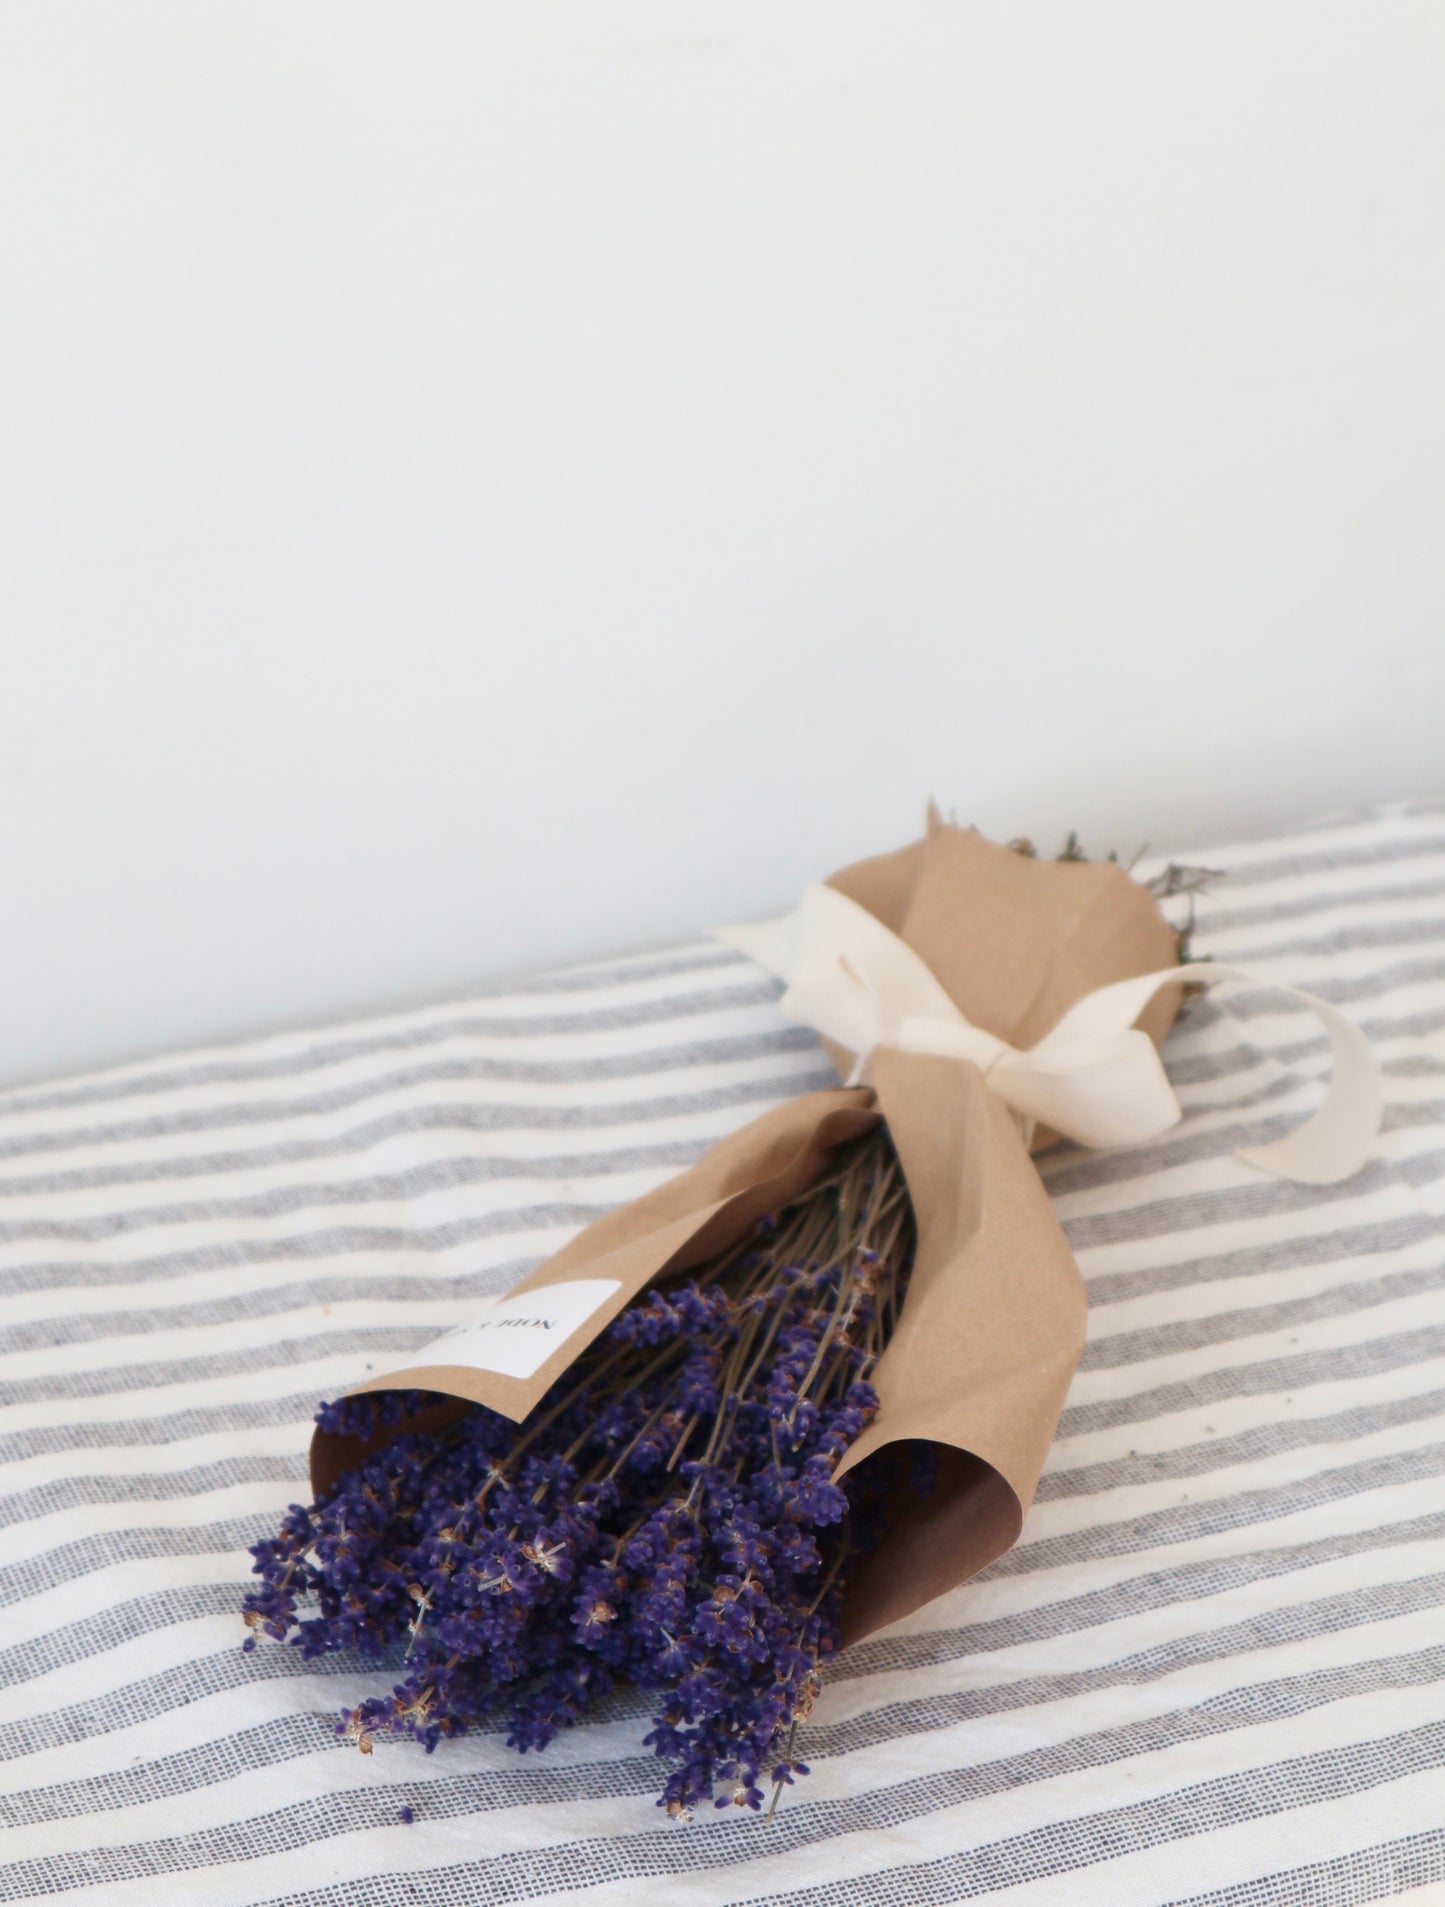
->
[312,821,1181,1643]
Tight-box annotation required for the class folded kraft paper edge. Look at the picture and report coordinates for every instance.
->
[311,821,1378,1643]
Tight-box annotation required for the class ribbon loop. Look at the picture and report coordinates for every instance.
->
[715,885,1382,1185]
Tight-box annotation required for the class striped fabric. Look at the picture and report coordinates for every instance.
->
[2,804,1444,1907]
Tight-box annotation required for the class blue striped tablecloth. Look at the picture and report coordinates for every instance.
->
[2,803,1443,1906]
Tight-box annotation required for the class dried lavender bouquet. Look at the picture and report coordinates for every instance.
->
[243,1126,915,1817]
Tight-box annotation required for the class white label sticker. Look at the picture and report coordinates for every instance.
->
[414,1279,622,1381]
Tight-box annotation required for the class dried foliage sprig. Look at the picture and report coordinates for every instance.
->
[243,1126,916,1817]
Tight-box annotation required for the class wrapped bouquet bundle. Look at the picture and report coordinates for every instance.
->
[244,820,1380,1816]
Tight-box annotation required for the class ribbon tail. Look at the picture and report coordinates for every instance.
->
[1232,991,1384,1184]
[1045,961,1383,1184]
[710,913,805,985]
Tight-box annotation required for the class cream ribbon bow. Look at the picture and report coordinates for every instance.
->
[714,883,1382,1185]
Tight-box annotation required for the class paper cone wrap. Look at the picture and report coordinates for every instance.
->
[312,822,1180,1640]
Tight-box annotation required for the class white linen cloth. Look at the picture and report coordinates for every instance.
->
[1,801,1443,1906]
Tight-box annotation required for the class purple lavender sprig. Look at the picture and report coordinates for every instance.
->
[243,1127,914,1817]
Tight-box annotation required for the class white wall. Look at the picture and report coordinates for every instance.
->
[2,2,1443,1089]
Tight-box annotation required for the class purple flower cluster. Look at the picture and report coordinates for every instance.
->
[243,1130,914,1816]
